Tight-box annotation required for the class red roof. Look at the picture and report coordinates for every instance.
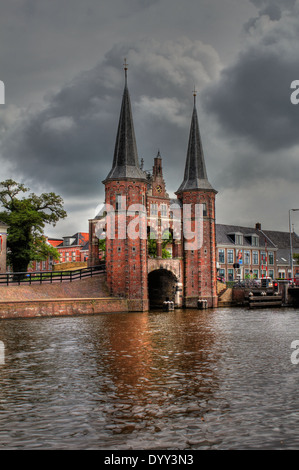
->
[47,238,64,247]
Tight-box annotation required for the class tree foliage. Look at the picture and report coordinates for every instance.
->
[294,253,299,263]
[0,179,67,272]
[148,230,172,259]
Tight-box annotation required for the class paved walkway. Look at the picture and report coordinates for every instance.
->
[0,276,110,301]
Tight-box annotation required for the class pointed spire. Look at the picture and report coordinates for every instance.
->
[176,91,216,193]
[103,60,147,182]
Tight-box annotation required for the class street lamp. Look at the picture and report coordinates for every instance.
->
[289,208,299,283]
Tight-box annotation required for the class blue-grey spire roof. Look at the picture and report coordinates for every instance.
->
[103,69,147,182]
[177,95,216,193]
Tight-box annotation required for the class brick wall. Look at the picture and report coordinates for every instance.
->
[0,229,7,273]
[0,298,129,319]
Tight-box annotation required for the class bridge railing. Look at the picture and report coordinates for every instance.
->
[0,264,106,286]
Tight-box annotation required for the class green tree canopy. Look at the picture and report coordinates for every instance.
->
[0,179,67,272]
[294,253,299,263]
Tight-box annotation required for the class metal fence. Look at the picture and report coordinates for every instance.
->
[0,264,106,286]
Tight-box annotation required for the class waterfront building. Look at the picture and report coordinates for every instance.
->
[29,233,89,272]
[216,222,299,281]
[88,67,218,310]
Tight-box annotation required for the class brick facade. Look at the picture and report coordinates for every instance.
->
[177,191,217,308]
[104,179,149,311]
[88,73,218,310]
[216,223,299,281]
[30,233,89,272]
[0,221,8,273]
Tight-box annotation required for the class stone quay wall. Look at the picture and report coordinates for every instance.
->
[0,276,130,319]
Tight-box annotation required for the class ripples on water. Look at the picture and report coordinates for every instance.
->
[0,307,299,449]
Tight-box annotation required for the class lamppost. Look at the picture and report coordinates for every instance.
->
[289,208,299,283]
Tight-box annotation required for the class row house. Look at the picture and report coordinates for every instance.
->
[216,222,299,281]
[30,233,89,272]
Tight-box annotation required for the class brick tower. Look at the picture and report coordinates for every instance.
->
[0,221,8,273]
[102,62,149,311]
[176,91,218,308]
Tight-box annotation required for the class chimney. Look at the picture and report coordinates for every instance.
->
[255,222,261,230]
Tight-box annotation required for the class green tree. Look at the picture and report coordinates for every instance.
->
[98,238,106,260]
[294,253,299,264]
[0,179,67,273]
[147,230,173,258]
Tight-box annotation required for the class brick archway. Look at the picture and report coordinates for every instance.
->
[148,268,178,309]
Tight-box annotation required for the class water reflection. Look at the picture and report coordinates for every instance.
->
[0,308,299,449]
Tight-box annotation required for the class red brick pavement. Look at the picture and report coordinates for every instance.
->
[0,276,110,301]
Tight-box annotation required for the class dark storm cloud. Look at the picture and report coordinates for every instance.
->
[248,0,296,20]
[203,0,299,192]
[0,38,221,203]
[0,0,297,233]
[204,49,299,151]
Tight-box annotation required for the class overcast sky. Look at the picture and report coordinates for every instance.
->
[0,0,298,237]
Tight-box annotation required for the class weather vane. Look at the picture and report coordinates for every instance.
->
[193,85,197,105]
[124,58,128,82]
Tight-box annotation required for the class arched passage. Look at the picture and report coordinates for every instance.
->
[148,269,178,309]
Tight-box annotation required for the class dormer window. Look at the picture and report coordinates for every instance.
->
[235,234,243,245]
[244,233,259,247]
[228,232,243,245]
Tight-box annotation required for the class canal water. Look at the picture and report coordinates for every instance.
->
[0,307,299,450]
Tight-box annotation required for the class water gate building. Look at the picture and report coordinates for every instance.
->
[88,67,218,311]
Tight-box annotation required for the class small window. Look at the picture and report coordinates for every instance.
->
[116,194,122,211]
[202,203,207,217]
[236,234,243,245]
[253,251,259,265]
[117,247,121,253]
[218,249,225,264]
[150,203,158,216]
[161,204,167,217]
[227,249,234,264]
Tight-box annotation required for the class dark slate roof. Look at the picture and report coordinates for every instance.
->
[0,220,8,226]
[276,248,298,266]
[81,241,89,251]
[216,224,276,249]
[261,229,299,249]
[216,223,299,253]
[170,198,182,208]
[176,100,216,193]
[103,78,147,182]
